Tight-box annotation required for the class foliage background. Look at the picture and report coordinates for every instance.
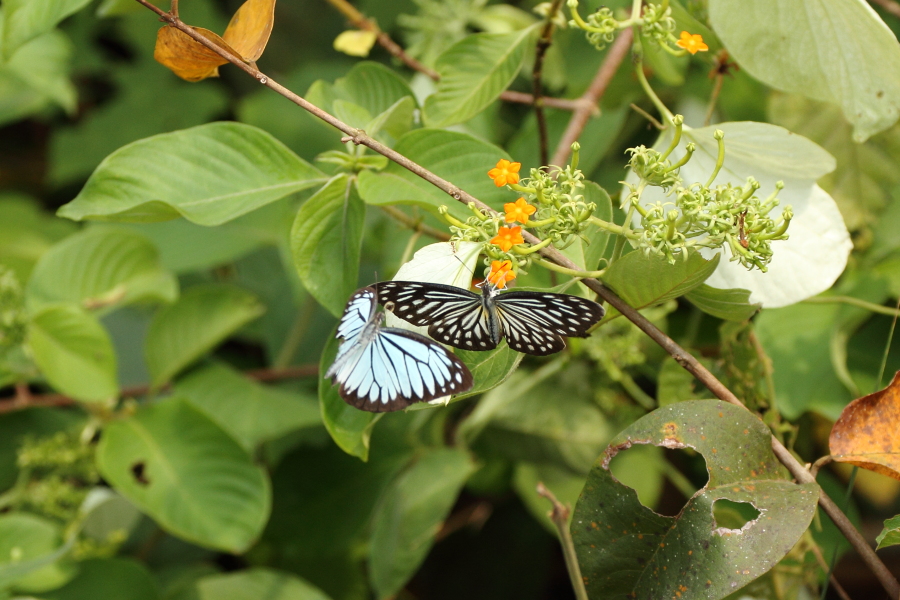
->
[2,0,900,599]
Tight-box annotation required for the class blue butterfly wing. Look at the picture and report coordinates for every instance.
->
[494,291,606,355]
[376,281,498,351]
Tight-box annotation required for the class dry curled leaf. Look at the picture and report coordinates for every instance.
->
[829,371,900,481]
[154,26,232,82]
[222,0,276,62]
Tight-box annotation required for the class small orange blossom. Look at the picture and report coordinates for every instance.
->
[487,260,516,289]
[490,226,524,252]
[504,197,537,224]
[488,159,521,187]
[676,31,708,55]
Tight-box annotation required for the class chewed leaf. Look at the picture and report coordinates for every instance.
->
[572,400,818,600]
[829,371,900,480]
[222,0,277,62]
[154,26,233,82]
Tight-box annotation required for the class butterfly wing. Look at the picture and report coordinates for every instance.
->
[376,281,498,351]
[494,291,606,356]
[325,287,378,380]
[337,327,474,412]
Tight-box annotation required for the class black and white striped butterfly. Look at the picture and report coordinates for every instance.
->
[376,280,606,356]
[326,286,474,412]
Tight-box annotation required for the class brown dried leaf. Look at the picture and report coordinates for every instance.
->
[222,0,276,62]
[829,371,900,481]
[154,26,233,82]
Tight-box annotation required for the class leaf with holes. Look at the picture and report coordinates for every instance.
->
[829,371,900,480]
[96,398,271,553]
[145,284,265,387]
[571,400,818,600]
[26,227,177,313]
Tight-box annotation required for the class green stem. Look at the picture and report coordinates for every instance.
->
[610,202,638,264]
[536,483,590,600]
[802,296,900,317]
[587,215,641,240]
[535,257,605,279]
[704,130,726,187]
[513,238,554,255]
[633,41,674,123]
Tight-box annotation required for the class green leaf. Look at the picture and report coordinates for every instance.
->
[145,285,265,387]
[195,568,332,600]
[572,400,819,600]
[1,0,91,59]
[96,398,271,553]
[317,333,378,461]
[357,129,513,220]
[330,61,417,121]
[0,29,76,120]
[28,304,118,402]
[369,448,475,598]
[290,175,365,318]
[754,302,851,419]
[0,513,74,593]
[175,362,321,451]
[582,182,614,271]
[657,355,714,406]
[39,558,159,600]
[26,227,178,313]
[685,284,760,321]
[603,251,720,315]
[423,26,537,127]
[876,514,900,550]
[0,193,76,282]
[58,122,327,226]
[708,0,900,142]
[78,488,143,545]
[452,346,523,401]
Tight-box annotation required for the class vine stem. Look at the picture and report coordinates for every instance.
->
[533,0,566,166]
[536,483,589,600]
[126,4,900,597]
[550,28,633,167]
[323,0,585,112]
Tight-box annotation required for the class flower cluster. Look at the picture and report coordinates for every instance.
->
[626,122,792,271]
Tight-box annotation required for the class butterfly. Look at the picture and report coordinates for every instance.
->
[376,280,606,356]
[326,286,474,412]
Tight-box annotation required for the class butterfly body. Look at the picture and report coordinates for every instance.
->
[327,286,474,412]
[377,281,606,356]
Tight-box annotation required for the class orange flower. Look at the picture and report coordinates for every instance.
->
[487,260,516,289]
[676,31,708,55]
[490,226,524,252]
[504,197,537,224]
[487,159,521,187]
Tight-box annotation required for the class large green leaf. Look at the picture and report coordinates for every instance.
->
[0,29,76,120]
[317,333,378,461]
[603,251,720,315]
[58,123,327,225]
[423,26,537,127]
[572,400,819,600]
[175,362,321,451]
[0,513,74,593]
[291,175,365,318]
[40,558,159,600]
[708,0,900,141]
[26,227,177,313]
[1,0,91,59]
[0,193,76,282]
[144,285,265,387]
[306,61,417,124]
[685,284,760,321]
[28,304,118,402]
[195,568,332,600]
[357,129,513,220]
[96,398,271,553]
[369,448,475,598]
[452,346,523,402]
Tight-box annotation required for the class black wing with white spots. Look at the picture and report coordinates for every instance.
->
[494,291,606,356]
[376,281,606,356]
[326,286,474,412]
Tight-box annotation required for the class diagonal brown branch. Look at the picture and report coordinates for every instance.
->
[125,4,900,597]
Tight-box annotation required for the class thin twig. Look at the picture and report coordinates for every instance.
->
[380,205,451,241]
[804,295,900,317]
[703,73,724,126]
[13,382,30,406]
[629,103,665,129]
[870,0,900,18]
[807,538,854,600]
[533,0,566,166]
[550,28,634,167]
[323,0,584,112]
[126,5,900,597]
[809,455,833,479]
[0,364,319,413]
[536,483,588,600]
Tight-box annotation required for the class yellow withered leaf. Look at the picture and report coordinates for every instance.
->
[154,26,236,82]
[333,29,378,57]
[829,371,900,481]
[222,0,277,63]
